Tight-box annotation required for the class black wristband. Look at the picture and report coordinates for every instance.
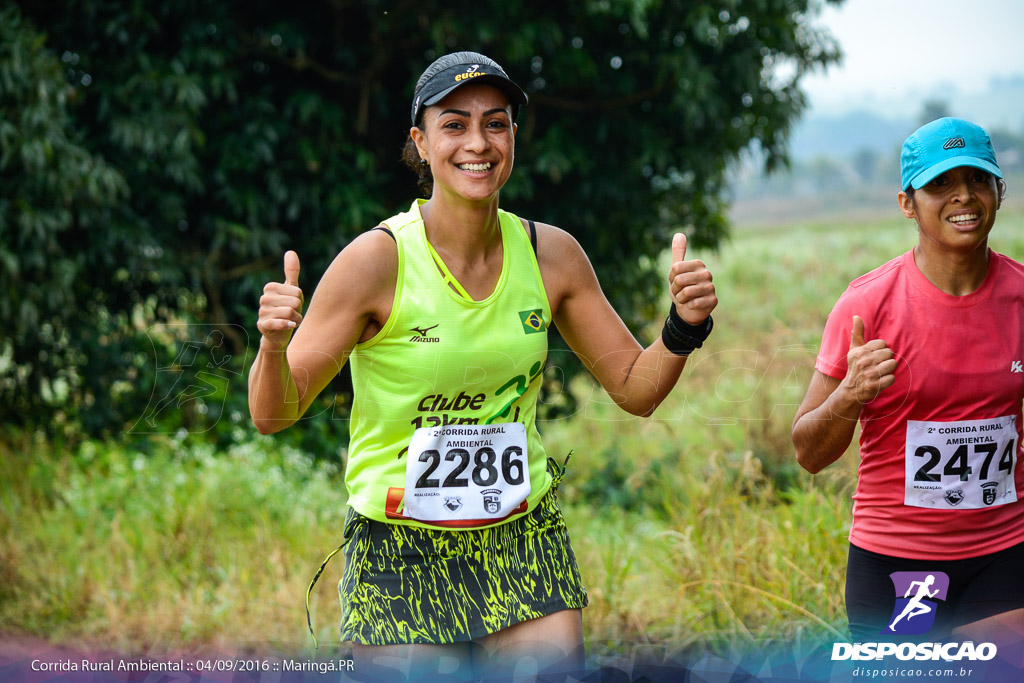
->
[661,305,713,356]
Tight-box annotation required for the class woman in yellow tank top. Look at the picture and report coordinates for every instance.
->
[248,51,717,680]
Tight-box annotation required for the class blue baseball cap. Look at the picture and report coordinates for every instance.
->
[900,117,1002,191]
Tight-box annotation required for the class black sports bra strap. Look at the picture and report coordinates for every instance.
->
[528,220,537,255]
[370,225,395,242]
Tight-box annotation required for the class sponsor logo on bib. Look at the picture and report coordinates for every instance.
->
[981,481,998,505]
[481,489,502,514]
[944,488,964,506]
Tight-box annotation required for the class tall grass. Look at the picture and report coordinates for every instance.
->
[0,431,349,652]
[2,206,1022,656]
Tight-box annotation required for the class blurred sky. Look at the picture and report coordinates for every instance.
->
[801,0,1024,122]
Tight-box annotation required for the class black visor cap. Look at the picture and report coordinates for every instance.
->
[411,62,528,126]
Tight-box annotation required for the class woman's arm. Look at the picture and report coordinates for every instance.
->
[790,371,863,473]
[537,223,716,417]
[791,315,898,473]
[248,230,397,434]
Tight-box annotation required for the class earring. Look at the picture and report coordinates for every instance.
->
[420,158,429,167]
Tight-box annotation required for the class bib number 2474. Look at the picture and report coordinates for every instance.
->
[905,416,1018,509]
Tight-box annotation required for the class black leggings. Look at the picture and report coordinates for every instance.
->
[845,541,1024,642]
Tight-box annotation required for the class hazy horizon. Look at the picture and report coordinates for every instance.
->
[801,0,1023,132]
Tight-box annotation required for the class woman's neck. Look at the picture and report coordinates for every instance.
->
[912,242,990,296]
[419,191,502,258]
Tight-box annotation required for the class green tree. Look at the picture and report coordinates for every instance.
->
[6,0,841,443]
[0,4,127,432]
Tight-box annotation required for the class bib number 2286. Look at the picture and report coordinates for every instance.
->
[404,423,530,523]
[905,416,1018,509]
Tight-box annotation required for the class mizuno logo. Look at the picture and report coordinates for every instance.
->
[1012,361,1023,373]
[943,137,966,150]
[411,324,438,337]
[410,324,440,343]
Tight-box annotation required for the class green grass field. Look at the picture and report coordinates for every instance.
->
[2,205,1022,658]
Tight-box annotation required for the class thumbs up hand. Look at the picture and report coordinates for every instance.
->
[257,251,305,348]
[668,233,717,325]
[843,315,897,403]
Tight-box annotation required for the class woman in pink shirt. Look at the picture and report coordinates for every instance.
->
[792,118,1024,643]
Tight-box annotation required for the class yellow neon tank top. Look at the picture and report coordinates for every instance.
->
[346,199,552,528]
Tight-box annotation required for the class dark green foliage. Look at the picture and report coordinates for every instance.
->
[563,445,679,516]
[0,4,128,432]
[2,0,841,446]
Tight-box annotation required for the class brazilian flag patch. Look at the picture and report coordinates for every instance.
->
[519,309,546,334]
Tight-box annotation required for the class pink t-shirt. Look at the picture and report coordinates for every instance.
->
[816,249,1024,559]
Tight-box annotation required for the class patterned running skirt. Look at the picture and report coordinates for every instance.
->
[336,461,587,645]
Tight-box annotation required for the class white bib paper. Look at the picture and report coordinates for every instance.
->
[905,416,1018,509]
[403,422,530,523]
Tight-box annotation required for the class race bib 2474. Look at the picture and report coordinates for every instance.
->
[905,416,1018,509]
